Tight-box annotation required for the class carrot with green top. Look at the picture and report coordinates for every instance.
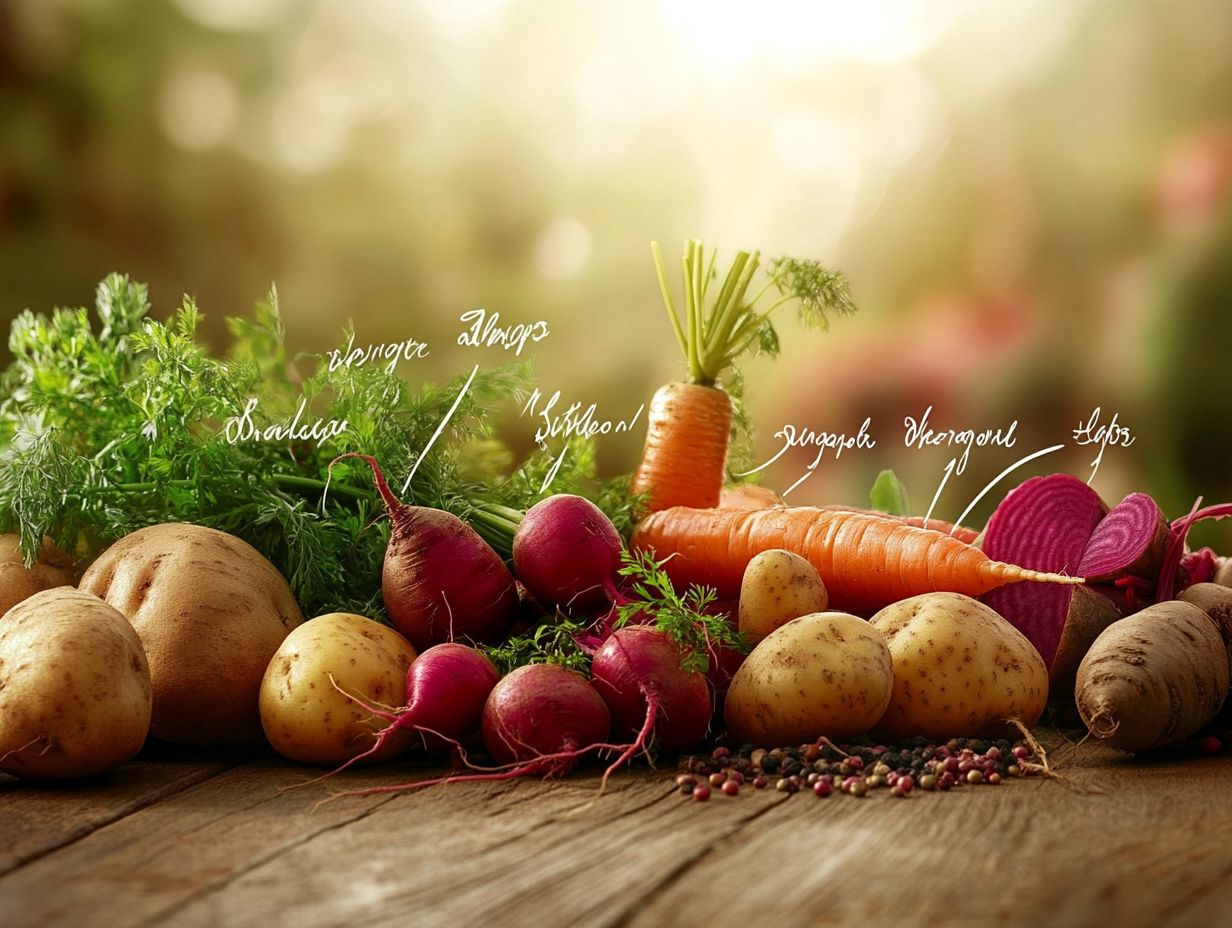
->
[630,240,856,513]
[632,506,1082,616]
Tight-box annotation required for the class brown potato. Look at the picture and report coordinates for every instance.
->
[0,588,151,779]
[738,549,829,645]
[79,523,303,745]
[870,593,1048,740]
[0,534,74,615]
[260,613,417,765]
[724,611,893,745]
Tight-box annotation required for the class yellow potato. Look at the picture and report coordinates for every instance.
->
[725,611,893,745]
[260,613,417,765]
[0,588,151,779]
[738,549,829,644]
[79,523,304,745]
[870,592,1048,740]
[0,534,74,615]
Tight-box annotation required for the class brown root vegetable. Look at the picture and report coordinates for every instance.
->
[0,588,151,779]
[1076,601,1229,752]
[1179,583,1232,676]
[1215,558,1232,588]
[79,523,304,745]
[1045,586,1123,719]
[0,534,74,615]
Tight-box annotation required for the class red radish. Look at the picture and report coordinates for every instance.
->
[336,453,518,650]
[396,643,501,752]
[1078,493,1170,583]
[513,494,624,612]
[981,474,1107,668]
[482,664,612,775]
[590,626,712,779]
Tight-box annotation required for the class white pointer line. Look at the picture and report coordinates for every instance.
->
[948,444,1066,535]
[402,363,479,495]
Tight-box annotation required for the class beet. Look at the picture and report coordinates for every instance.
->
[1078,493,1169,583]
[482,664,612,776]
[337,453,518,650]
[512,494,623,613]
[591,626,711,763]
[981,474,1107,668]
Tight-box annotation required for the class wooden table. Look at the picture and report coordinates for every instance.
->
[1,738,1229,928]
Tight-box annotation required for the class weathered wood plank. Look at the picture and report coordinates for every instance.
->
[624,745,1232,928]
[1,742,1229,928]
[0,745,239,877]
[160,769,788,928]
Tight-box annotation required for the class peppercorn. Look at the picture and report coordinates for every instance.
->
[693,785,711,802]
[919,774,937,791]
[753,775,768,789]
[966,769,983,784]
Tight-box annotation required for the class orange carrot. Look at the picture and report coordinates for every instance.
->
[631,240,855,513]
[632,383,732,511]
[715,486,983,545]
[631,506,1080,616]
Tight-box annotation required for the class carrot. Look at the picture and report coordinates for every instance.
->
[630,240,856,513]
[716,485,982,545]
[631,506,1082,616]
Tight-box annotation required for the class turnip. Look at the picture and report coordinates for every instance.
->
[512,493,623,613]
[1076,601,1229,752]
[590,626,712,778]
[335,453,518,649]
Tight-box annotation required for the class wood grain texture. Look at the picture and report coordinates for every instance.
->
[0,741,1228,928]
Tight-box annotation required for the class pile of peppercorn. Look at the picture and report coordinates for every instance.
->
[674,737,1039,802]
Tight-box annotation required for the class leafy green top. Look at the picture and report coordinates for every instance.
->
[0,274,610,619]
[615,550,747,674]
[651,240,857,388]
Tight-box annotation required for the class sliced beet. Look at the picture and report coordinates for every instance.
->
[1078,493,1169,584]
[980,474,1107,667]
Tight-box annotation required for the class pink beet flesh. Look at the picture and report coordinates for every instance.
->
[1078,492,1168,583]
[981,474,1107,667]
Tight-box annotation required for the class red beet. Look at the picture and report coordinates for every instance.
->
[1078,493,1169,583]
[1160,502,1232,601]
[590,626,711,780]
[981,474,1107,668]
[482,664,612,776]
[337,453,518,650]
[513,494,624,612]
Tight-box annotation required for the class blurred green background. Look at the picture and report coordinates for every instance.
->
[2,0,1232,539]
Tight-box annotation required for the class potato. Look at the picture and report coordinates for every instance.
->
[0,588,151,779]
[724,611,893,745]
[0,534,74,615]
[870,592,1048,740]
[260,613,417,765]
[738,549,829,645]
[79,523,304,745]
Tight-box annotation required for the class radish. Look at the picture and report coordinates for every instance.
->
[336,454,518,650]
[590,626,712,777]
[513,494,624,612]
[482,664,612,775]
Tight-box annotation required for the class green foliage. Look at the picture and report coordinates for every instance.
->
[869,469,912,517]
[483,615,592,675]
[0,274,615,619]
[615,549,747,674]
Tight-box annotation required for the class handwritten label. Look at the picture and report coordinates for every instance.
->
[326,334,429,374]
[521,387,645,491]
[903,405,1018,475]
[457,309,549,357]
[1073,406,1135,482]
[224,397,348,445]
[740,419,877,497]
